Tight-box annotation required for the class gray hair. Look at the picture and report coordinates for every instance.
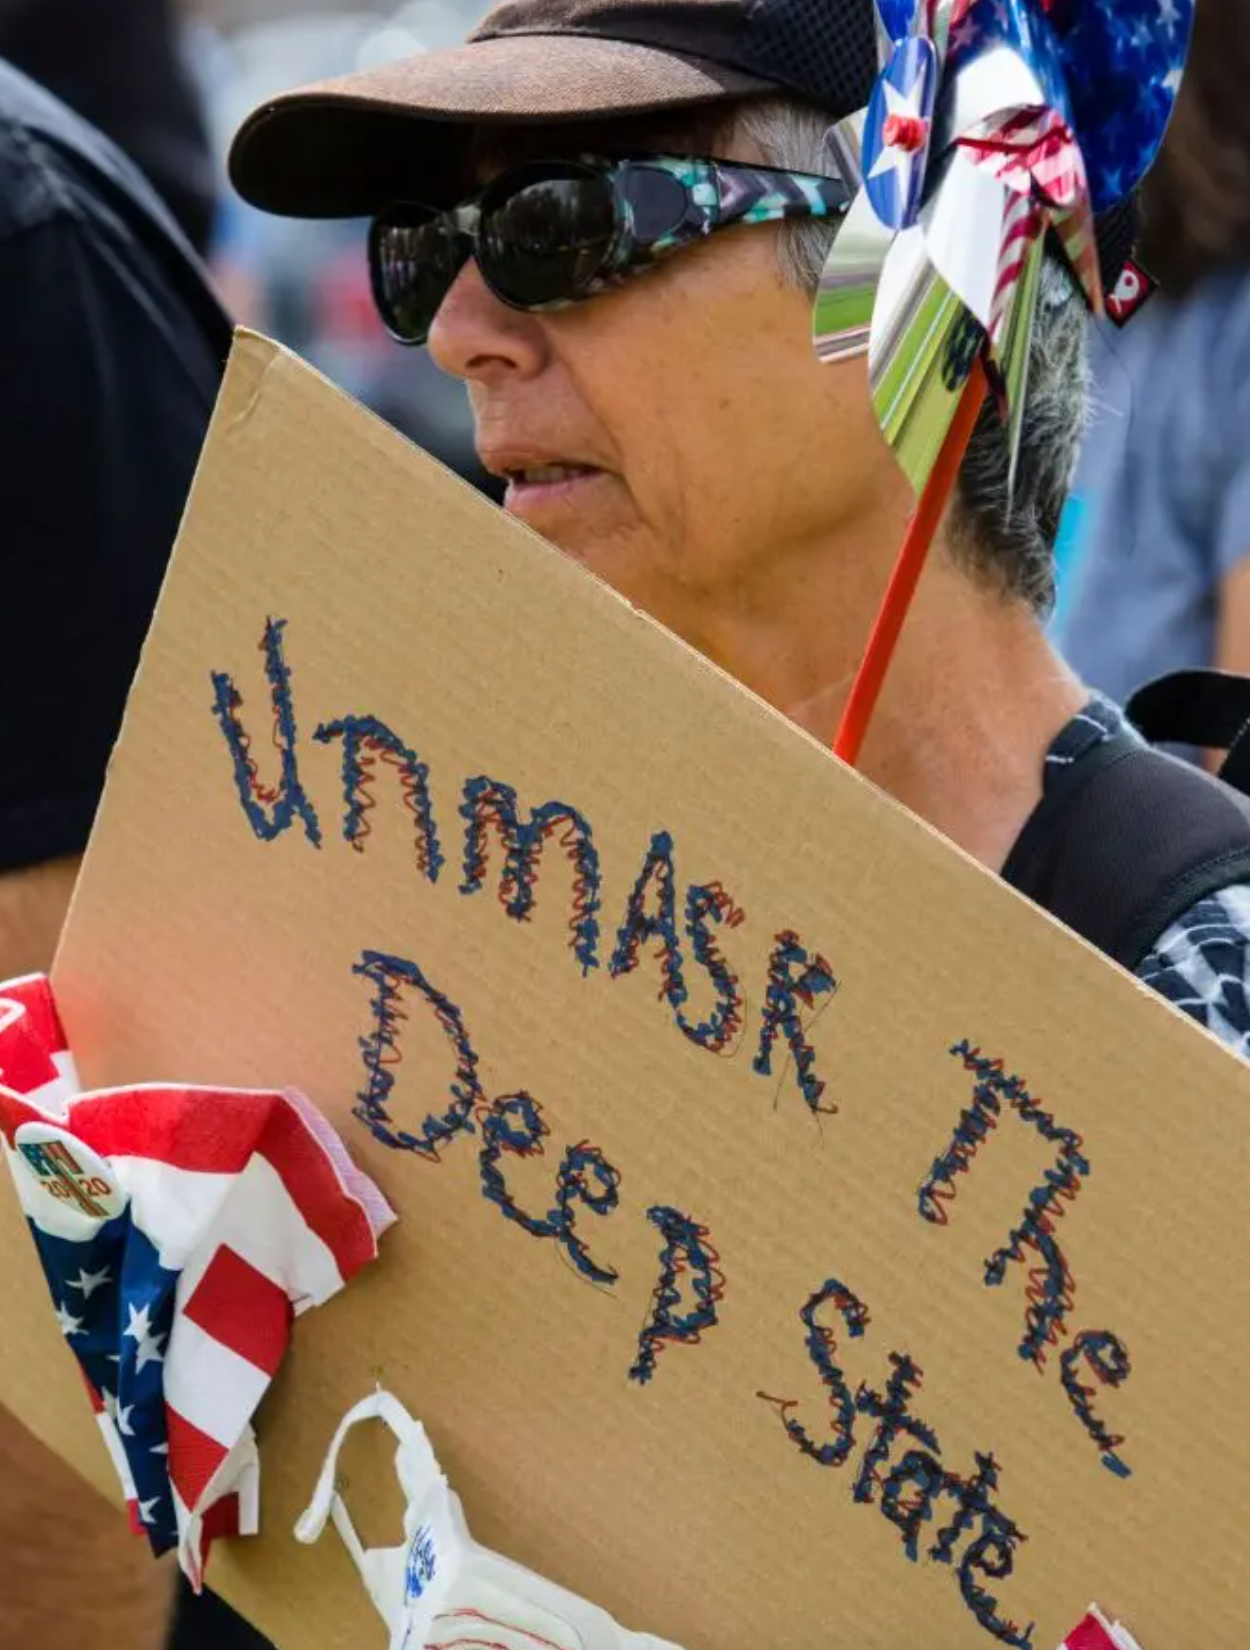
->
[730,96,1089,613]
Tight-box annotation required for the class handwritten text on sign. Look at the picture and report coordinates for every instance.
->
[210,615,1134,1650]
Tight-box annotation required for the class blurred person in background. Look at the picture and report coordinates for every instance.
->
[0,8,475,1645]
[0,33,271,1650]
[0,0,500,505]
[1055,0,1250,758]
[195,3,502,501]
[0,0,217,255]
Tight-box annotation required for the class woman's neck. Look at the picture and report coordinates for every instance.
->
[679,543,1087,871]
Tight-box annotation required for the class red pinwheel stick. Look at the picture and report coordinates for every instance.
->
[833,360,989,767]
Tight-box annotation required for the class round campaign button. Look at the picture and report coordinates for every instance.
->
[13,1122,127,1221]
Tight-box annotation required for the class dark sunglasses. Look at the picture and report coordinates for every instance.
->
[369,153,853,346]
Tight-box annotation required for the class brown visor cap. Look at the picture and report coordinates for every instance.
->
[228,0,879,218]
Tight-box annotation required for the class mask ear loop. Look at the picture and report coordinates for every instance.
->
[294,1388,426,1574]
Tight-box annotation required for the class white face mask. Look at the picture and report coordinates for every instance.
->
[297,1389,686,1650]
[294,1389,466,1650]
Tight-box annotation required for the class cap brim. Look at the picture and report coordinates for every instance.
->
[229,34,772,219]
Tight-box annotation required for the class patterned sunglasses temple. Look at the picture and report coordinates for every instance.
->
[635,155,855,252]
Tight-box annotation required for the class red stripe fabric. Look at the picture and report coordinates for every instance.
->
[183,1245,293,1377]
[189,1492,242,1593]
[39,1087,286,1174]
[0,976,68,1115]
[11,1085,378,1280]
[1064,1614,1119,1650]
[165,1406,230,1512]
[199,1493,240,1545]
[251,1095,379,1281]
[0,1091,50,1139]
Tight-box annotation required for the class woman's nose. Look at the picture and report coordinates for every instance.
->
[426,257,548,386]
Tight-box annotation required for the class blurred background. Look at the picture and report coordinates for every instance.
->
[169,0,1250,692]
[47,0,503,495]
[3,0,1248,722]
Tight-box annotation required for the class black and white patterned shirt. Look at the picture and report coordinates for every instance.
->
[1044,697,1250,1057]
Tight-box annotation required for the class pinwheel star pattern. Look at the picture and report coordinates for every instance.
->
[869,80,931,182]
[1056,0,1195,207]
[814,0,1193,491]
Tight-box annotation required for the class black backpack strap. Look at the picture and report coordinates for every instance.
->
[1002,724,1250,971]
[1127,668,1250,794]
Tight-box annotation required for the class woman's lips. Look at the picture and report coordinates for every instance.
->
[503,465,610,522]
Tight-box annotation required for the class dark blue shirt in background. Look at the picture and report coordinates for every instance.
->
[1058,270,1250,708]
[0,55,232,872]
[0,53,272,1650]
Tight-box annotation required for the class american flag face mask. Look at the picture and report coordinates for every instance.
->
[0,973,394,1589]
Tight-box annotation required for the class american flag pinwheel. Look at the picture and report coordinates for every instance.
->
[819,0,1194,766]
[814,0,1195,495]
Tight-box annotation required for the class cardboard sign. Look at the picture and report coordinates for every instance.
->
[24,330,1250,1649]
